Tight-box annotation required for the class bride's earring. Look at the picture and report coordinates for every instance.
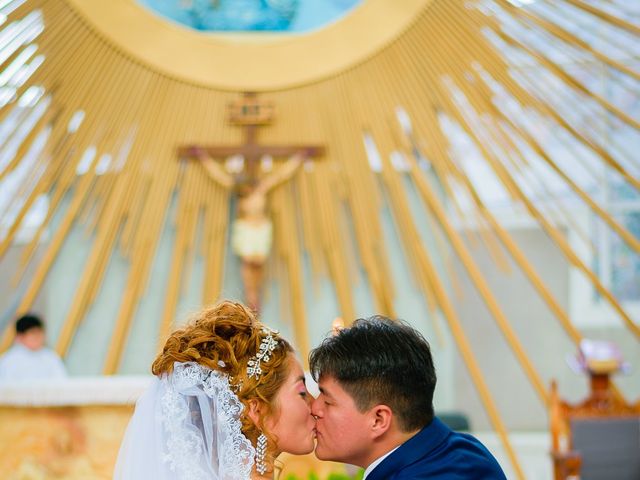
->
[256,432,267,475]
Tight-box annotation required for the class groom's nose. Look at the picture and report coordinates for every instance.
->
[310,397,322,418]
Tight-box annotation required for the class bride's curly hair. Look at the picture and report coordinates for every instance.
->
[152,300,293,473]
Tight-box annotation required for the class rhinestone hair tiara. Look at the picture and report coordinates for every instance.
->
[247,327,279,380]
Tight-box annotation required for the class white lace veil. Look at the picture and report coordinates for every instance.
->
[114,362,256,480]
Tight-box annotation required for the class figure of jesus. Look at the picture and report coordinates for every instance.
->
[193,149,304,311]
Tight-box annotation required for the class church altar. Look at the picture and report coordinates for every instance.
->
[0,376,149,479]
[0,376,346,479]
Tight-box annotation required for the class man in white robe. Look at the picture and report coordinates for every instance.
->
[0,314,67,381]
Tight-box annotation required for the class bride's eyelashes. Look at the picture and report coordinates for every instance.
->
[299,388,315,398]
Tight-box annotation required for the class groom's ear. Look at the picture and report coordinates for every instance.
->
[369,405,393,439]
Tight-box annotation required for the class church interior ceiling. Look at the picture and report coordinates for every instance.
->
[0,1,637,476]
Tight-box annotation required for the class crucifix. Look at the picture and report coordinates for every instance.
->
[178,92,325,312]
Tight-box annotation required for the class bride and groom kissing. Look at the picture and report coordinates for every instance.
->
[115,301,506,479]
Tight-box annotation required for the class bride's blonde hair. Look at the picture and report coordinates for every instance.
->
[152,300,293,473]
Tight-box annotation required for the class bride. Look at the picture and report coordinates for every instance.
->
[114,301,316,479]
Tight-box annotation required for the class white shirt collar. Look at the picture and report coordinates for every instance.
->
[363,446,399,479]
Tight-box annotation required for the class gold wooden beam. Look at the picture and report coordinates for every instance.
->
[441,79,640,340]
[496,0,640,82]
[560,0,640,36]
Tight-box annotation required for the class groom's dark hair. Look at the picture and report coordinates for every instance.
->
[309,316,436,432]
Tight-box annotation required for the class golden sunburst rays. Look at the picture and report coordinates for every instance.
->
[0,1,637,477]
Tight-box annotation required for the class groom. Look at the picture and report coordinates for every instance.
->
[309,316,506,479]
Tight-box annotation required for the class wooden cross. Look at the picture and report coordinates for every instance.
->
[177,92,325,185]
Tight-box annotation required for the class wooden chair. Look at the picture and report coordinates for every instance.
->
[549,343,640,480]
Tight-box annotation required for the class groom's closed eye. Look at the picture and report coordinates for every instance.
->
[317,394,332,406]
[318,387,334,403]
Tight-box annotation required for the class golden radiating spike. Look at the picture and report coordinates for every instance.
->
[361,57,443,324]
[430,3,640,258]
[52,71,164,354]
[396,2,554,400]
[103,80,192,374]
[194,91,228,306]
[431,48,640,331]
[439,3,640,192]
[495,28,640,132]
[324,75,391,318]
[292,86,356,321]
[414,222,527,480]
[438,73,640,339]
[561,0,640,36]
[419,118,551,403]
[271,178,311,364]
[0,153,101,352]
[495,0,640,82]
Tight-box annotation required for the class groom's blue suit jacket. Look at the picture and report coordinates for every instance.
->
[366,417,507,480]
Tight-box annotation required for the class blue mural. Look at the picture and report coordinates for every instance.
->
[137,0,362,32]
